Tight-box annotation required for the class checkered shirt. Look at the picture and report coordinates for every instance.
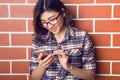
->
[30,26,96,80]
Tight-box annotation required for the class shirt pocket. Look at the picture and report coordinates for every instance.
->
[65,48,82,67]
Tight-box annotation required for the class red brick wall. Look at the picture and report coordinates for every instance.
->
[0,0,120,80]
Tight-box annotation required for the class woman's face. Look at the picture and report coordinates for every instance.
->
[40,11,64,34]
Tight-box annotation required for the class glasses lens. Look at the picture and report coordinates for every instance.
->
[41,13,59,27]
[50,19,57,24]
[42,23,47,27]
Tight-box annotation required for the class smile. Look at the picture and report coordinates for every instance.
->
[50,26,57,32]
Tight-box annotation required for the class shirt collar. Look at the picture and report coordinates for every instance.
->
[67,26,74,37]
[46,31,52,41]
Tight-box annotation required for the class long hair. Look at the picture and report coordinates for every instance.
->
[33,0,73,41]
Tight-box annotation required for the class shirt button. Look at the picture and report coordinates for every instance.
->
[57,44,61,49]
[56,76,60,79]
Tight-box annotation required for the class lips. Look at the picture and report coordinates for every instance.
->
[50,26,57,32]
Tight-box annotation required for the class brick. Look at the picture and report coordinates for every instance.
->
[28,48,32,60]
[11,34,33,46]
[0,20,26,32]
[112,62,120,74]
[96,62,110,74]
[28,20,34,32]
[11,5,34,18]
[29,75,32,80]
[90,34,110,46]
[95,48,120,60]
[28,0,38,3]
[62,0,94,4]
[114,6,120,18]
[95,20,120,32]
[0,75,26,80]
[95,76,120,80]
[0,62,10,73]
[79,6,111,18]
[66,6,77,18]
[74,20,93,32]
[0,0,25,3]
[12,62,29,73]
[0,48,26,59]
[113,34,120,46]
[0,34,9,46]
[96,0,120,3]
[0,5,8,17]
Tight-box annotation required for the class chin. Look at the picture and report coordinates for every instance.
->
[52,31,59,34]
[52,32,58,34]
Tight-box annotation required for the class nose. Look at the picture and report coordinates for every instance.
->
[47,23,53,29]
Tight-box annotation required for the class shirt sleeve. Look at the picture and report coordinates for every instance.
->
[81,32,96,72]
[29,38,39,75]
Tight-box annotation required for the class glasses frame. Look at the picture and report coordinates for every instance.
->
[41,13,60,28]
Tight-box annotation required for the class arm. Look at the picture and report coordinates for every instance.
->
[67,64,95,80]
[30,39,54,80]
[53,50,95,80]
[53,32,96,80]
[31,53,54,80]
[67,32,96,79]
[31,62,46,80]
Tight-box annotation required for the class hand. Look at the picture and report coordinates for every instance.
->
[53,50,70,70]
[37,51,49,60]
[37,52,54,69]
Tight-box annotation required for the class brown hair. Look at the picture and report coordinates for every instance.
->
[33,0,73,41]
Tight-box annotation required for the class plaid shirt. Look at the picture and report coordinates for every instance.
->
[30,26,96,80]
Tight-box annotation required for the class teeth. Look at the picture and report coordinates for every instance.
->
[51,27,57,31]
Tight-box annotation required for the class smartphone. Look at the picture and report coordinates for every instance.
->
[36,51,49,60]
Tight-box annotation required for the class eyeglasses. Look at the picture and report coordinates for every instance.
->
[41,13,60,28]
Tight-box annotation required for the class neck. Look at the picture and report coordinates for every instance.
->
[54,26,67,43]
[55,27,66,37]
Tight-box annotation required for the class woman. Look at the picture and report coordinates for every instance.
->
[30,0,96,80]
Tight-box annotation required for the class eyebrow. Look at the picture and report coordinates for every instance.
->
[41,15,56,21]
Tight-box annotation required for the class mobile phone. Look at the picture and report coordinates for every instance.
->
[37,52,49,60]
[42,52,49,59]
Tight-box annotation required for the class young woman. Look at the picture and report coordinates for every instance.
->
[30,0,96,80]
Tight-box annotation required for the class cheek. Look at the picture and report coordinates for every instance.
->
[57,17,64,26]
[43,27,50,31]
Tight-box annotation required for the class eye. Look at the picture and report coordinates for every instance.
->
[41,22,47,24]
[49,18,56,21]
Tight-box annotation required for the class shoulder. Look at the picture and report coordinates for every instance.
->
[32,36,43,46]
[32,37,38,46]
[71,26,88,37]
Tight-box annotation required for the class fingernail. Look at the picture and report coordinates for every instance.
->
[49,54,52,56]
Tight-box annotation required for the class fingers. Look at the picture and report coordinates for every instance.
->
[43,54,54,67]
[43,54,53,62]
[37,52,49,60]
[53,50,67,57]
[38,52,54,68]
[37,50,68,69]
[37,52,43,61]
[53,50,63,55]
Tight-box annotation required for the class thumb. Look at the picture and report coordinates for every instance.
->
[53,50,64,55]
[37,52,43,61]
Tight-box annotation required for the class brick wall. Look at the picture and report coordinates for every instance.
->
[0,0,120,80]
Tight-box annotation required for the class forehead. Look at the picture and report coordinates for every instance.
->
[40,11,58,20]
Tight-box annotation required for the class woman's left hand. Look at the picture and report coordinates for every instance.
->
[53,50,70,70]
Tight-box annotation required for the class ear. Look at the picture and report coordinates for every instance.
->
[61,8,66,18]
